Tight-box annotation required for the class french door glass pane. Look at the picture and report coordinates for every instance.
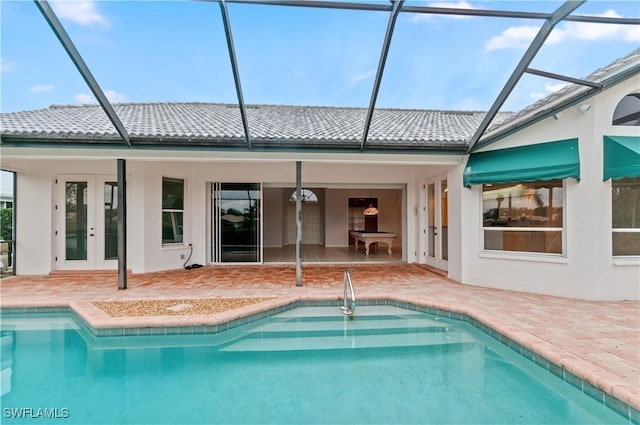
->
[441,180,448,261]
[104,182,118,260]
[427,183,435,258]
[65,182,88,260]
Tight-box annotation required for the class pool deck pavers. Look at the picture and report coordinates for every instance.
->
[1,264,638,412]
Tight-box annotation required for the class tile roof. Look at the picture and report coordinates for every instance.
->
[481,47,640,144]
[2,49,636,152]
[0,102,509,151]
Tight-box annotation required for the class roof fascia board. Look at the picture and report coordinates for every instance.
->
[466,0,586,154]
[360,0,404,151]
[0,145,465,165]
[218,0,252,150]
[34,0,131,147]
[223,0,639,24]
[0,137,467,153]
[524,67,603,89]
[472,63,640,152]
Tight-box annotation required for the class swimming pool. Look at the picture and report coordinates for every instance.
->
[0,305,632,424]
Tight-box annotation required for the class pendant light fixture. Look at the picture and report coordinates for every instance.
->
[363,188,379,215]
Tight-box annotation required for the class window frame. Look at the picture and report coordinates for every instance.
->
[611,176,640,258]
[612,93,640,127]
[161,176,185,246]
[480,179,567,258]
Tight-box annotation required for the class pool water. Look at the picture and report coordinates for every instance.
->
[0,306,630,424]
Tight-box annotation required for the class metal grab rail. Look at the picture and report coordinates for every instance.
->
[341,270,356,316]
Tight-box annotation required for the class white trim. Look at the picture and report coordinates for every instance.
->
[262,182,404,189]
[612,257,640,266]
[479,251,568,264]
[480,180,567,256]
[160,244,188,250]
[483,226,563,232]
[0,146,464,165]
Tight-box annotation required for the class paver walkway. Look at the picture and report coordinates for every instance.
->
[1,264,638,412]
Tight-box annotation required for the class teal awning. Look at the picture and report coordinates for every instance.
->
[603,135,640,180]
[463,138,580,187]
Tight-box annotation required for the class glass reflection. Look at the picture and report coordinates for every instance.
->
[65,182,88,260]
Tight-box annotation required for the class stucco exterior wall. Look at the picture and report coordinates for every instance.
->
[4,156,460,275]
[459,78,639,300]
[3,80,636,300]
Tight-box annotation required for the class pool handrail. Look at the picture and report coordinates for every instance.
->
[341,269,356,316]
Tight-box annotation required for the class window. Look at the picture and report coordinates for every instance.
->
[482,181,564,254]
[289,188,318,203]
[612,93,640,126]
[612,177,640,256]
[162,177,184,245]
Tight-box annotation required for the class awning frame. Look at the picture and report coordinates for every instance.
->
[603,135,640,181]
[463,138,580,188]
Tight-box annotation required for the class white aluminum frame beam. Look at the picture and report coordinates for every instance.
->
[34,0,131,147]
[466,0,586,153]
[224,0,639,25]
[524,67,603,89]
[219,0,253,150]
[360,0,404,151]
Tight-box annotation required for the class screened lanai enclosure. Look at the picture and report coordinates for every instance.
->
[1,0,638,291]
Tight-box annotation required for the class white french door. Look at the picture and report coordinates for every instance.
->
[56,175,119,270]
[424,176,448,271]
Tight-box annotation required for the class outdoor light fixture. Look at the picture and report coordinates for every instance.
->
[578,104,591,113]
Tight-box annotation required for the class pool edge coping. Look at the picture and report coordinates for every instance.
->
[1,296,638,423]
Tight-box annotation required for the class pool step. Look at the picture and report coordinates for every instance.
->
[220,310,473,352]
[250,316,447,334]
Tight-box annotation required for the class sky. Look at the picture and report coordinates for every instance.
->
[1,0,639,115]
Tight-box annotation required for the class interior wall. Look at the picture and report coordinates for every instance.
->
[263,187,283,247]
[325,189,402,247]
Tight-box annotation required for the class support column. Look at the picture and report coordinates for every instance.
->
[296,161,302,287]
[117,159,127,290]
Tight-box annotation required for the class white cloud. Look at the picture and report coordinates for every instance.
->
[557,10,640,43]
[544,83,568,93]
[51,0,109,28]
[486,9,639,52]
[529,82,568,100]
[349,70,375,85]
[485,25,540,52]
[412,1,476,22]
[105,90,127,103]
[29,84,55,93]
[529,91,546,100]
[1,58,15,72]
[75,90,127,104]
[75,93,93,103]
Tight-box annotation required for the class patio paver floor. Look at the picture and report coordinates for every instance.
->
[1,264,638,412]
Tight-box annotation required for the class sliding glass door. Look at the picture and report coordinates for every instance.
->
[212,183,261,263]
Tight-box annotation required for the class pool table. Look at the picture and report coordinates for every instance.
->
[350,231,397,255]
